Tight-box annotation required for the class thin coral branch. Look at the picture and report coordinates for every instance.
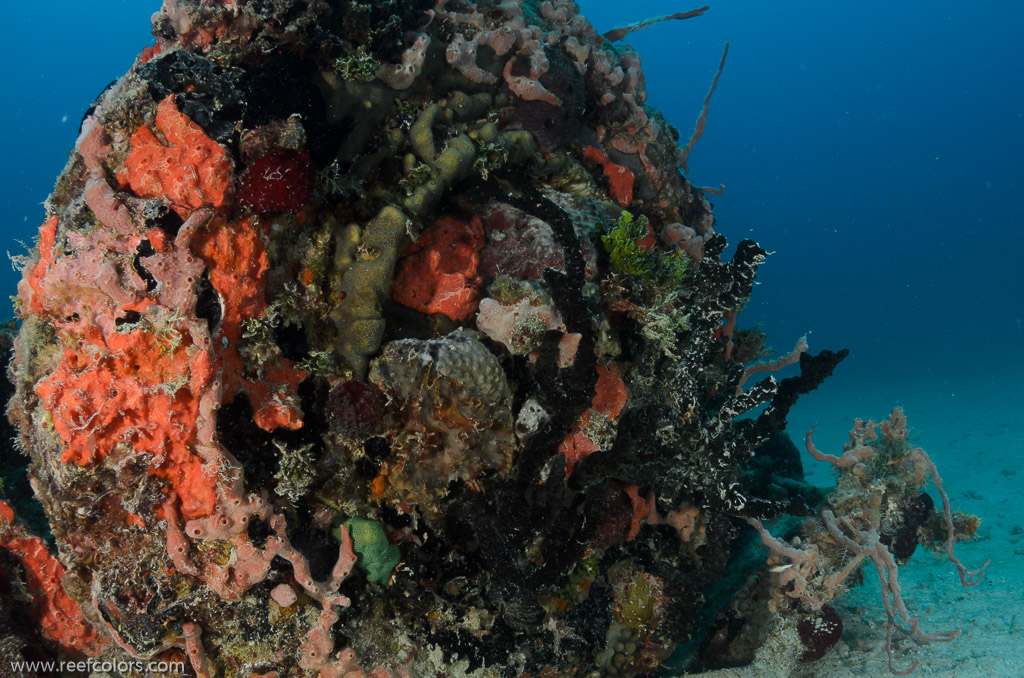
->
[693,182,725,194]
[910,448,990,586]
[681,41,729,173]
[821,509,961,675]
[736,335,807,393]
[603,5,711,42]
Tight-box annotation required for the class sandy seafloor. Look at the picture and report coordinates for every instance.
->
[710,368,1024,677]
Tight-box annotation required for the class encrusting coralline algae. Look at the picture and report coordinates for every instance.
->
[0,1,986,676]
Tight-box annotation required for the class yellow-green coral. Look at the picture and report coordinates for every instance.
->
[403,96,536,215]
[617,569,665,635]
[398,154,433,196]
[600,211,688,293]
[402,134,476,215]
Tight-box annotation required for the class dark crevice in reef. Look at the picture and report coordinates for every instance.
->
[193,270,222,334]
[115,310,143,329]
[215,379,321,496]
[241,52,341,167]
[143,200,184,238]
[133,240,160,293]
[274,320,311,363]
[0,334,51,543]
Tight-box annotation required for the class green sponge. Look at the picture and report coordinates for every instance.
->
[342,517,400,585]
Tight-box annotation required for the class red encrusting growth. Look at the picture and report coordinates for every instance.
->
[393,215,485,321]
[120,95,233,213]
[23,106,306,522]
[192,215,306,432]
[0,501,107,656]
[560,362,629,474]
[623,484,656,542]
[592,363,628,418]
[139,42,164,64]
[238,147,314,214]
[34,329,219,518]
[20,215,58,314]
[327,380,386,440]
[559,410,600,476]
[584,145,634,208]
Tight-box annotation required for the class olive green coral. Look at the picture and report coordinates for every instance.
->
[402,94,537,215]
[402,133,476,216]
[330,205,410,378]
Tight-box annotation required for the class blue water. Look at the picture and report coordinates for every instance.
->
[0,2,155,269]
[0,1,1020,671]
[3,2,1020,383]
[584,0,1024,382]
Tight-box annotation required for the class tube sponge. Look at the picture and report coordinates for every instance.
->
[330,205,410,378]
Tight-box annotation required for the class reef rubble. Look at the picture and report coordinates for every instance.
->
[0,1,985,676]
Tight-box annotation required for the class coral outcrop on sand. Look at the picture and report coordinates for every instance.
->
[1,1,983,676]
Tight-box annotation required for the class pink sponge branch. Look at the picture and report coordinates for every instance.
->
[909,447,990,586]
[736,335,808,394]
[83,178,134,239]
[171,475,360,603]
[166,485,367,675]
[76,115,111,176]
[743,516,824,611]
[681,41,729,175]
[808,414,990,589]
[805,423,872,469]
[376,33,430,90]
[328,525,357,592]
[446,33,499,84]
[502,58,562,106]
[163,495,199,577]
[182,622,213,678]
[804,410,990,674]
[821,509,962,676]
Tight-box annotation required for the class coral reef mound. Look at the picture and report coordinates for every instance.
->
[1,2,984,677]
